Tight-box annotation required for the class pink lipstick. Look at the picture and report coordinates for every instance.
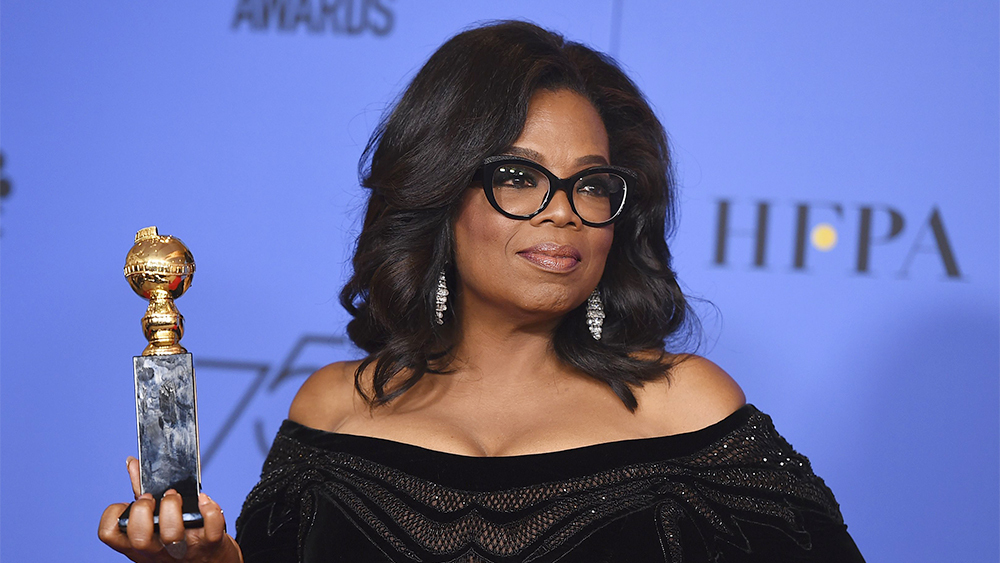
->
[517,243,583,272]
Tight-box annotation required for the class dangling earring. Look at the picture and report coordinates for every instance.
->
[586,289,604,340]
[435,270,449,325]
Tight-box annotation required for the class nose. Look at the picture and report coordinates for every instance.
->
[530,187,580,228]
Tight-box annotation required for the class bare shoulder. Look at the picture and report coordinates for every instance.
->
[288,360,364,431]
[634,355,746,435]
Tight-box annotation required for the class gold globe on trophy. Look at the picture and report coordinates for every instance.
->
[124,226,196,356]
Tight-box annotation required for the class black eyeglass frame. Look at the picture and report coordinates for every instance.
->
[475,155,636,227]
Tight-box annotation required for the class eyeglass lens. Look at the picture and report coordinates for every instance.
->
[491,163,626,224]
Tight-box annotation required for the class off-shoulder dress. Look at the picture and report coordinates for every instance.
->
[235,405,865,562]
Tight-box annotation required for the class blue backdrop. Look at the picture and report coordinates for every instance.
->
[2,2,997,561]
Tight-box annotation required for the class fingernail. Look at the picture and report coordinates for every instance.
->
[125,456,136,468]
[199,492,210,506]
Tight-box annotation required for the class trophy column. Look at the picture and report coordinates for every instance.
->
[120,226,203,529]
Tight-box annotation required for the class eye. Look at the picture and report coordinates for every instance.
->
[494,165,541,189]
[576,174,624,198]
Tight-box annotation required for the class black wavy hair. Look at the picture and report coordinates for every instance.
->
[340,21,694,410]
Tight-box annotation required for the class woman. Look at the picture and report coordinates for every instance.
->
[100,21,864,562]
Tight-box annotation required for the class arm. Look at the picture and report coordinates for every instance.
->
[237,361,361,562]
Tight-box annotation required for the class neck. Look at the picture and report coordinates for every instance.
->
[444,296,569,390]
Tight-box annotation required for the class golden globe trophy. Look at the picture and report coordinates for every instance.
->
[118,226,203,531]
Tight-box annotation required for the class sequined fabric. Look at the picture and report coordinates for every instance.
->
[235,405,864,562]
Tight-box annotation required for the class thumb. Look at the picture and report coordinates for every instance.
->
[126,456,141,499]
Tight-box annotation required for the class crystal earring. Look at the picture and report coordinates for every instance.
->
[435,270,449,325]
[586,289,604,340]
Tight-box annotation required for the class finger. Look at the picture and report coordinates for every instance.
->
[198,493,228,544]
[126,456,141,499]
[158,490,185,545]
[126,494,160,553]
[164,539,188,560]
[98,503,132,552]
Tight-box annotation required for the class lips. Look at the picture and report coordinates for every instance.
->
[516,243,583,272]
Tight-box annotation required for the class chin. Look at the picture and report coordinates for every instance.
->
[515,286,584,316]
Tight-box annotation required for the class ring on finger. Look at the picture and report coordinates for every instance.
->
[164,539,188,560]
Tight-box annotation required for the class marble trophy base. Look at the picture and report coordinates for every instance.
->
[118,353,203,531]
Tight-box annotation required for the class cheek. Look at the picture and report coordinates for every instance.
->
[590,228,614,277]
[453,193,514,278]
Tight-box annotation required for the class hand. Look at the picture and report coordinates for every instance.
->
[98,457,243,563]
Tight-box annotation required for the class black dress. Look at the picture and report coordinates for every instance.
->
[235,405,864,562]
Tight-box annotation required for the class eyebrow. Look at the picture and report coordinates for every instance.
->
[503,146,610,168]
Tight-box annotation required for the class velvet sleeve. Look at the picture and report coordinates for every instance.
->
[235,498,300,563]
[234,434,318,563]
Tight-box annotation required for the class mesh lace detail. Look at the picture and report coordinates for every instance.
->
[238,408,844,562]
